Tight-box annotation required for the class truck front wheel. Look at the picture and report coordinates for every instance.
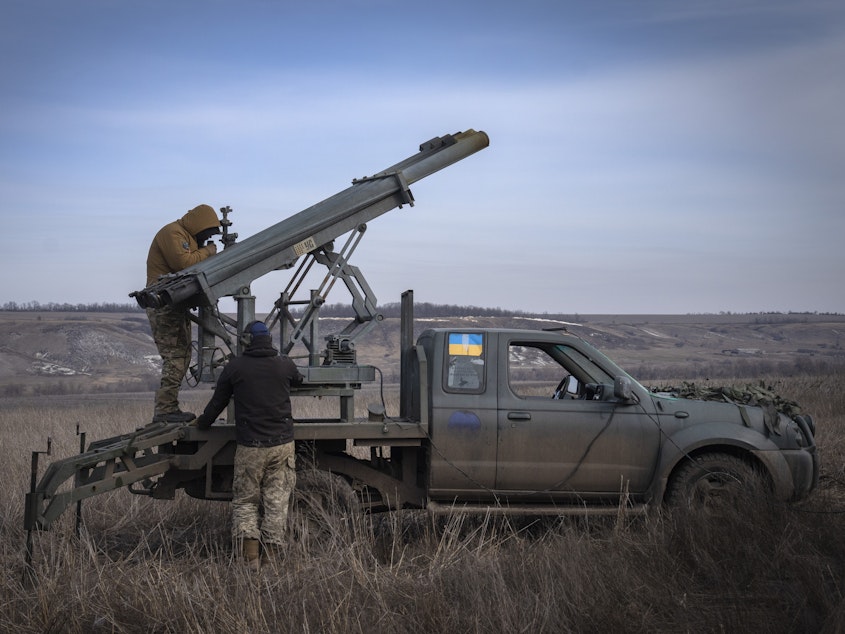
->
[665,452,768,513]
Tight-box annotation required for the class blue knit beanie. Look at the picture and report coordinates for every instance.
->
[248,321,270,338]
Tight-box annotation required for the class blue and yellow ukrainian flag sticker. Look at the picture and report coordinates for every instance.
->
[449,333,483,356]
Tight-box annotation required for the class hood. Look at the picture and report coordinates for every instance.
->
[180,204,220,236]
[244,335,278,357]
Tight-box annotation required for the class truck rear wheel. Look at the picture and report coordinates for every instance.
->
[290,469,359,546]
[665,452,767,513]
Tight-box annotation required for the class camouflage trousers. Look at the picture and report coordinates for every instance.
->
[232,442,297,546]
[146,306,191,415]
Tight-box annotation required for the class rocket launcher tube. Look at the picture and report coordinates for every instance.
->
[133,129,489,309]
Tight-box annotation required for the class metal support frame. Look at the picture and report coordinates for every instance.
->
[24,438,52,567]
[74,425,85,536]
[189,305,237,384]
[234,286,256,355]
[266,222,380,362]
[400,290,414,420]
[259,224,385,421]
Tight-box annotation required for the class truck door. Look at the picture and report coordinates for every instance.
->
[427,331,499,498]
[495,337,660,501]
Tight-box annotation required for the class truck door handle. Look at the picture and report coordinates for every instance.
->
[508,412,532,421]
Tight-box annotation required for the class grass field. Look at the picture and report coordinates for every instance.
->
[2,373,845,633]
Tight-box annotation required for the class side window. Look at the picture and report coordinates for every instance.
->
[445,332,485,393]
[508,341,616,400]
[508,343,563,398]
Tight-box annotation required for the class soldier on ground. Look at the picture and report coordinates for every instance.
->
[195,320,305,571]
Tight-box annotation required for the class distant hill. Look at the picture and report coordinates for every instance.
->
[1,310,843,397]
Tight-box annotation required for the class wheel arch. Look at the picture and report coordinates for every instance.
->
[650,427,795,503]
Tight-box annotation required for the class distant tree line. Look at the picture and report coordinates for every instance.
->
[0,301,143,313]
[4,300,840,318]
[5,300,527,317]
[309,302,532,319]
[300,303,843,319]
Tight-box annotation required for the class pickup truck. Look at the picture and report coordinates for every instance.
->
[25,306,819,531]
[412,326,818,512]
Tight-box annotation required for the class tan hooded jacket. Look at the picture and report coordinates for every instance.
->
[146,204,221,286]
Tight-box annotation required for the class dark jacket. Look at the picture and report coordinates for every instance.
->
[196,335,304,447]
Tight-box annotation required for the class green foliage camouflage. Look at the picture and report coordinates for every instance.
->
[650,381,803,436]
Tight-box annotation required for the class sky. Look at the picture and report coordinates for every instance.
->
[1,0,843,315]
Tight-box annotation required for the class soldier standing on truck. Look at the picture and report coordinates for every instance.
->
[195,320,305,571]
[145,204,221,424]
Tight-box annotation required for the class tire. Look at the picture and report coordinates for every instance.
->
[290,469,359,546]
[665,452,767,513]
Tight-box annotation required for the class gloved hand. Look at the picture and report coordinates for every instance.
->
[205,242,218,255]
[195,413,213,428]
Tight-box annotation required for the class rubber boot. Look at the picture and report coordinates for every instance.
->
[243,538,261,572]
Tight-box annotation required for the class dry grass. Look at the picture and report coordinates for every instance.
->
[2,373,845,633]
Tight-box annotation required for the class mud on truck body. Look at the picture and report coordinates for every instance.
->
[25,129,819,538]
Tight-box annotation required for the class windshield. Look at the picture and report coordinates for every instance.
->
[551,344,614,384]
[562,339,647,393]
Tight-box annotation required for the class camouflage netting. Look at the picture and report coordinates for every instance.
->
[650,381,802,420]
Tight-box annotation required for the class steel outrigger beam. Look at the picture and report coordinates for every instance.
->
[24,424,187,531]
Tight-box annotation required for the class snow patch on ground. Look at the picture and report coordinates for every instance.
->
[513,317,582,327]
[29,360,90,376]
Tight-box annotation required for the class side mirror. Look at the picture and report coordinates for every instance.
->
[613,376,634,402]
